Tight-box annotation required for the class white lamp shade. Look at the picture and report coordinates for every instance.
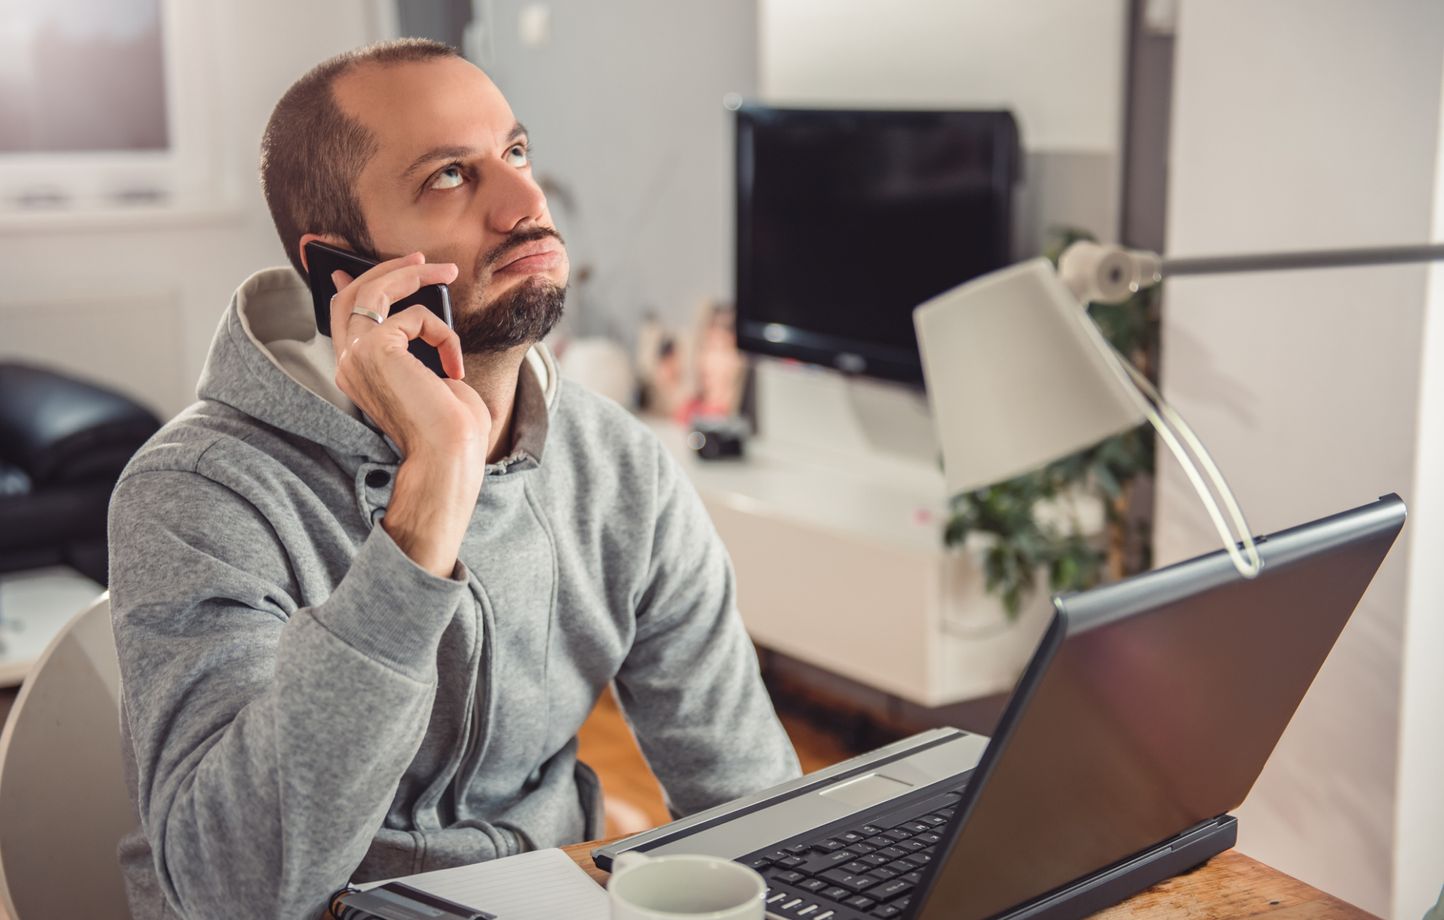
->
[914,258,1147,495]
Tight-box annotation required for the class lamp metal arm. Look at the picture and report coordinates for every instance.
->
[1050,239,1444,578]
[1059,241,1444,304]
[1163,243,1444,278]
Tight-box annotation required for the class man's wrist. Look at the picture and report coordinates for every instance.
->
[382,452,481,578]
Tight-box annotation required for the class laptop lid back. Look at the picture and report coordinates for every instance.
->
[916,495,1406,920]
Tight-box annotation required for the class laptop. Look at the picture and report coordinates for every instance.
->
[594,494,1406,920]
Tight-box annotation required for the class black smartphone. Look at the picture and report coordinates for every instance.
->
[305,240,453,378]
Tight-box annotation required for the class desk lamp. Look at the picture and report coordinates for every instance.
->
[914,241,1444,578]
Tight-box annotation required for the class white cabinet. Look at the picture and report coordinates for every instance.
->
[651,422,1058,707]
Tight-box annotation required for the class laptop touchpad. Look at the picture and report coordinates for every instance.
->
[820,773,915,809]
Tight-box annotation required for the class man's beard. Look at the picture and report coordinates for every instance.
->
[451,227,567,355]
[453,274,565,355]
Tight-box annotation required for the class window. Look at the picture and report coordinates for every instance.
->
[0,0,169,155]
[0,0,224,215]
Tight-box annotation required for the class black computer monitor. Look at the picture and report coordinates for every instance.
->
[734,105,1021,384]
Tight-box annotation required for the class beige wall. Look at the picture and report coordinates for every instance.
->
[758,0,1128,254]
[1396,44,1444,918]
[759,0,1125,150]
[1159,1,1444,914]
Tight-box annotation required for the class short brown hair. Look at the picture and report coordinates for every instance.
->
[259,38,461,279]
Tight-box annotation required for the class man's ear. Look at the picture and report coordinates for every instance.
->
[297,233,348,275]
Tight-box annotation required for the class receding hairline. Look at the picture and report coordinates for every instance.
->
[328,50,493,123]
[326,55,517,191]
[259,38,468,276]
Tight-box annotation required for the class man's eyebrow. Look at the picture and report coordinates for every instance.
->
[399,123,529,182]
[401,145,475,181]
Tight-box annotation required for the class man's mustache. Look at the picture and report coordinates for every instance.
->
[481,227,565,272]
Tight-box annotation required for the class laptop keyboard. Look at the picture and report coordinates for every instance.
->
[739,786,964,920]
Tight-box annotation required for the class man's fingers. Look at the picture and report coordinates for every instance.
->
[350,250,426,289]
[338,262,459,314]
[442,378,489,428]
[343,291,391,339]
[437,334,465,380]
[329,252,421,313]
[343,304,462,375]
[329,255,456,357]
[329,269,356,348]
[387,303,460,352]
[401,301,467,372]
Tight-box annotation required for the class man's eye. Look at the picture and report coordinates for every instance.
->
[505,144,529,167]
[428,165,465,190]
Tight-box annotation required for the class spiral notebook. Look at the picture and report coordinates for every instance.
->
[357,847,610,919]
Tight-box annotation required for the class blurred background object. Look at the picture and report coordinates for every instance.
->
[0,363,159,586]
[553,336,636,408]
[0,363,150,689]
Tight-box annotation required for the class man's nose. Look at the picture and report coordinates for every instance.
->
[484,162,549,235]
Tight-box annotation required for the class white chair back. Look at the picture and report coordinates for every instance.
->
[0,592,135,920]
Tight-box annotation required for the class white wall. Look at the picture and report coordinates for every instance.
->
[760,0,1124,150]
[480,0,759,346]
[1396,48,1444,918]
[0,1,384,419]
[1159,1,1444,914]
[758,0,1128,252]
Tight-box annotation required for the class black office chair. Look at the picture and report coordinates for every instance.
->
[0,363,161,586]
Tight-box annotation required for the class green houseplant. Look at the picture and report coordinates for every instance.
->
[942,227,1159,617]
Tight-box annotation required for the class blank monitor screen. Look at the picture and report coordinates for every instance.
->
[735,107,1020,383]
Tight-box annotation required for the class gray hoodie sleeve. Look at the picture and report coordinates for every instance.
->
[612,442,802,816]
[110,466,466,919]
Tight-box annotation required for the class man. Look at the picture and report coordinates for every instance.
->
[108,38,799,919]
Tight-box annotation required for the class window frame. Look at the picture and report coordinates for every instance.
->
[0,0,225,215]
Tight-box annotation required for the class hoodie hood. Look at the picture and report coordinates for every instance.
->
[196,267,559,464]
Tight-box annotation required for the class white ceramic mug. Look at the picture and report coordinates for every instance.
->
[608,851,767,920]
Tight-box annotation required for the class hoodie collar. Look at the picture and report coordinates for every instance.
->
[487,344,555,474]
[198,267,558,468]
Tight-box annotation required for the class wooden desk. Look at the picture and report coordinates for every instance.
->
[559,840,1372,919]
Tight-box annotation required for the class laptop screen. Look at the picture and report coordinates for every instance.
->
[915,496,1405,920]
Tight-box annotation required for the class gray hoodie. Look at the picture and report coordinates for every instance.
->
[108,267,800,919]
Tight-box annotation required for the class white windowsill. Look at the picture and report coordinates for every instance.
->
[0,200,250,234]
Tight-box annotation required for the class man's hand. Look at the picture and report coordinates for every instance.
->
[330,252,488,577]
